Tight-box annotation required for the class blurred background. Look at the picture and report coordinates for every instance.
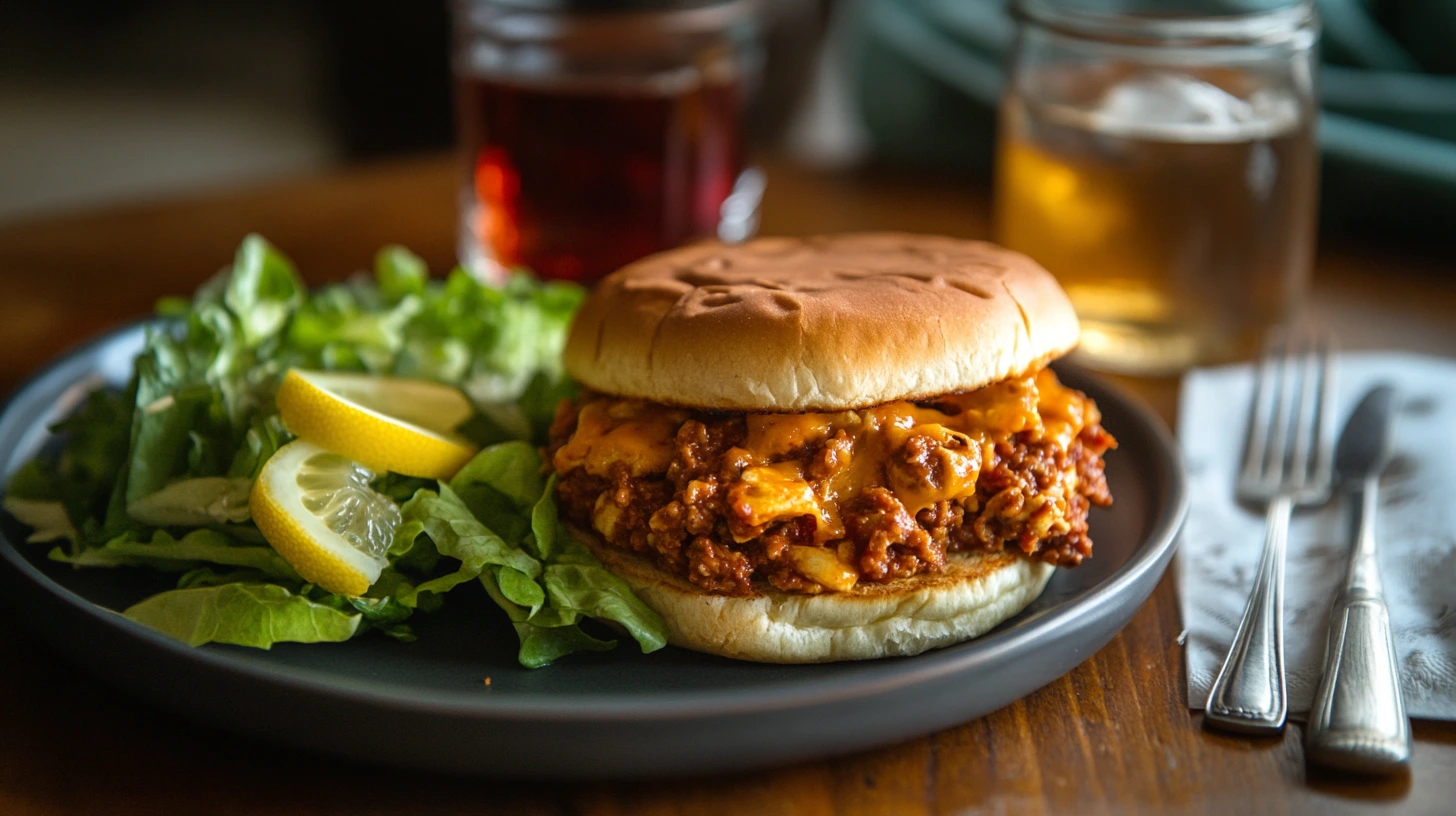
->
[2,0,1452,238]
[0,0,447,221]
[0,0,830,223]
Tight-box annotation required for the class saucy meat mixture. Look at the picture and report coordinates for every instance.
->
[547,369,1115,597]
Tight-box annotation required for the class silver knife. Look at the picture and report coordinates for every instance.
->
[1305,384,1411,772]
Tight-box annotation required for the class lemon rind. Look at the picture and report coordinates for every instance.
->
[277,370,478,479]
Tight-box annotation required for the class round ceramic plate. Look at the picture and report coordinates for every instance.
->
[0,324,1186,779]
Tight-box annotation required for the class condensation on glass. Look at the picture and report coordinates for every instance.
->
[995,0,1320,374]
[453,0,761,286]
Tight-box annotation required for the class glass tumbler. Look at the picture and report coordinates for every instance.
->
[453,0,761,285]
[995,0,1320,374]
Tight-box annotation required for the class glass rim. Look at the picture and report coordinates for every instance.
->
[455,0,757,41]
[1012,0,1316,45]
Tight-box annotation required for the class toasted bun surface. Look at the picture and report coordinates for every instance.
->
[577,528,1054,663]
[563,233,1080,411]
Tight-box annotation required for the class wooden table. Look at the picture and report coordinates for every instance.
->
[1,156,1453,815]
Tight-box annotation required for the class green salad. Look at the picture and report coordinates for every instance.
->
[1,234,667,667]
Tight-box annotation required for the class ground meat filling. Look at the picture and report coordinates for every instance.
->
[547,371,1115,597]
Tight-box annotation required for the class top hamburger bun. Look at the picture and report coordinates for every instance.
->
[563,232,1080,411]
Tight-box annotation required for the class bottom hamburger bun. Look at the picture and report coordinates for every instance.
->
[572,526,1055,663]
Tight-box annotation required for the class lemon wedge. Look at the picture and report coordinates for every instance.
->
[276,369,479,480]
[250,439,400,596]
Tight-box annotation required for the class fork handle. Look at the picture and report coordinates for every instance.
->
[1205,495,1290,734]
[1306,481,1411,772]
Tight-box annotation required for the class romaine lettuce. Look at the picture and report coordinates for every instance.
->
[411,443,668,667]
[2,235,645,666]
[124,583,361,648]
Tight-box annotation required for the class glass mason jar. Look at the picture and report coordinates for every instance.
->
[994,0,1320,374]
[453,0,761,286]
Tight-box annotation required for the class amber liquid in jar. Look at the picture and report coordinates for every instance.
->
[996,68,1318,373]
[458,72,744,284]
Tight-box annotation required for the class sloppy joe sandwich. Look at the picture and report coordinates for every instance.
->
[546,233,1115,662]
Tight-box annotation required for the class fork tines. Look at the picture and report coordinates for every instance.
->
[1239,329,1336,501]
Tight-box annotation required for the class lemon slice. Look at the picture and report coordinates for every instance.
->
[250,439,400,596]
[276,369,479,480]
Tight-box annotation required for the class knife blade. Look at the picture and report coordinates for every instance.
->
[1334,386,1397,482]
[1306,384,1411,773]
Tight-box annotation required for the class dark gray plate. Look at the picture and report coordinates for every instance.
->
[0,324,1187,778]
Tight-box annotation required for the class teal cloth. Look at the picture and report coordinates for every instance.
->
[848,0,1456,239]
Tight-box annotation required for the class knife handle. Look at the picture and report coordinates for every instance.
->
[1305,592,1411,772]
[1306,484,1411,773]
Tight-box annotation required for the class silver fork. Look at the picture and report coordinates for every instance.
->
[1204,330,1336,734]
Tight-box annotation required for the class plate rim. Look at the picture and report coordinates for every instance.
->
[0,322,1188,722]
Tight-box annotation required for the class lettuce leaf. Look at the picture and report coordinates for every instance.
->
[445,440,541,545]
[2,498,76,544]
[225,234,305,347]
[52,528,301,581]
[4,460,56,502]
[124,583,360,648]
[227,414,292,480]
[394,484,542,609]
[417,444,668,667]
[21,386,136,546]
[374,245,428,303]
[532,476,667,654]
[126,476,252,527]
[124,339,208,507]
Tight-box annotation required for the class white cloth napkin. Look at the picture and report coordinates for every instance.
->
[1179,352,1456,721]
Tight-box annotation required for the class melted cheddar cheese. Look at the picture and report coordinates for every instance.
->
[553,399,688,477]
[555,370,1098,564]
[730,462,842,541]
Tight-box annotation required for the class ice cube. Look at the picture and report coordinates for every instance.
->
[1101,73,1253,128]
[1088,72,1297,142]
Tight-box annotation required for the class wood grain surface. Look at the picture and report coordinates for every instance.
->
[1,156,1453,816]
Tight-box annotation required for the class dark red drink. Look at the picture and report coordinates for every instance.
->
[457,73,744,284]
